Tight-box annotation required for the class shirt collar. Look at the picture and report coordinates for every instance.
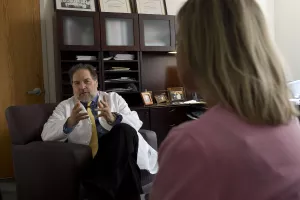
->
[92,94,99,104]
[81,94,99,107]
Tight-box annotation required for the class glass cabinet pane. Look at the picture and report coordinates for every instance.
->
[144,20,170,46]
[63,16,95,46]
[105,18,134,46]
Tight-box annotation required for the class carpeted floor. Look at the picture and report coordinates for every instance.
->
[0,179,16,200]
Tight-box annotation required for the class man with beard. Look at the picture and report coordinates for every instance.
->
[41,64,157,200]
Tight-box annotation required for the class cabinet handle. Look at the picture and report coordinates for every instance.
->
[169,124,176,127]
[169,109,176,113]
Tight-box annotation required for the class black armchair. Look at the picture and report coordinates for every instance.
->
[5,104,157,200]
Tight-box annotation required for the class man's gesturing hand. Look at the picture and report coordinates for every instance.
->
[66,101,89,128]
[96,96,116,124]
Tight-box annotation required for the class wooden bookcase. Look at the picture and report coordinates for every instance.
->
[56,11,101,51]
[100,51,142,94]
[59,51,102,100]
[54,10,177,103]
[100,13,140,51]
[139,14,176,52]
[52,10,203,146]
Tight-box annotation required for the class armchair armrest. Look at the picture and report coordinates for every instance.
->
[139,129,157,150]
[139,130,157,194]
[12,141,92,200]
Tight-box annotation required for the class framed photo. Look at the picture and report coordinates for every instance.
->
[99,0,132,13]
[154,92,168,104]
[165,0,186,15]
[135,0,166,15]
[167,87,185,102]
[55,0,96,12]
[141,92,154,106]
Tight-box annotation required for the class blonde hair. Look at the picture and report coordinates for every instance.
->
[177,0,298,125]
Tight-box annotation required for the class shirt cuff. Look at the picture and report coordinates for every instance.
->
[63,121,74,134]
[111,112,123,126]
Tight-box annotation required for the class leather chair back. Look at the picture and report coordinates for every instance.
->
[5,104,57,145]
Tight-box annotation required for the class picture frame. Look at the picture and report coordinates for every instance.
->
[55,0,96,12]
[167,87,185,102]
[135,0,166,15]
[154,92,168,104]
[98,0,132,13]
[141,92,154,106]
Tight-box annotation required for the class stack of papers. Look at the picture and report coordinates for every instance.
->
[181,100,206,104]
[105,77,136,82]
[76,56,97,61]
[109,67,130,71]
[114,54,135,60]
[106,83,138,93]
[103,56,113,60]
[106,88,133,92]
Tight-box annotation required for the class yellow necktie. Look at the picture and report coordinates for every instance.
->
[87,102,98,158]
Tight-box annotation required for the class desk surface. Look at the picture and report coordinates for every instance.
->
[131,102,206,110]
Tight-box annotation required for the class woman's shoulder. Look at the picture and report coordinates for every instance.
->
[158,124,206,165]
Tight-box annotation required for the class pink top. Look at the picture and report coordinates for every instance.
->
[151,105,300,200]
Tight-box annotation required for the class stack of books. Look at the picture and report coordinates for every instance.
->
[76,55,97,61]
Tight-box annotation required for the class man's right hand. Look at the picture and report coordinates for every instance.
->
[66,101,89,128]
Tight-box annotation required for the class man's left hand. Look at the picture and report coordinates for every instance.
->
[96,96,116,124]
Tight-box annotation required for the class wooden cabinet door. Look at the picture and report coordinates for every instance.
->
[169,106,190,125]
[56,11,101,51]
[133,108,150,130]
[0,0,44,178]
[150,108,171,146]
[100,13,140,51]
[150,106,189,146]
[139,14,176,52]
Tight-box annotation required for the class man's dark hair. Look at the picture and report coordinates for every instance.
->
[68,63,98,83]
